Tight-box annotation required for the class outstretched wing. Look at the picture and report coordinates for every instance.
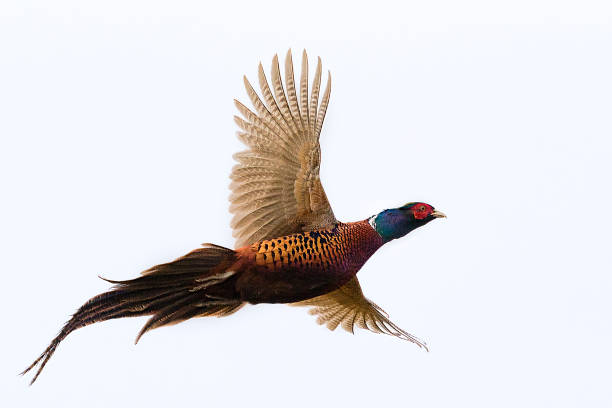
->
[292,277,428,350]
[230,50,337,248]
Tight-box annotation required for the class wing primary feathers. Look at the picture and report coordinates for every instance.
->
[284,50,306,143]
[270,54,300,139]
[257,62,294,140]
[316,71,332,138]
[327,306,353,331]
[342,309,358,334]
[309,56,322,139]
[234,100,288,146]
[300,49,310,137]
[291,277,428,350]
[242,76,292,147]
[230,50,337,247]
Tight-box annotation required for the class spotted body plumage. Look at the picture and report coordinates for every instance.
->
[252,222,380,273]
[236,221,384,303]
[23,50,445,385]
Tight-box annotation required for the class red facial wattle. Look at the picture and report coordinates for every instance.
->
[412,203,433,220]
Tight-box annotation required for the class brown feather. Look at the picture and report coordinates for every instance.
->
[21,245,241,384]
[231,49,336,248]
[292,277,429,350]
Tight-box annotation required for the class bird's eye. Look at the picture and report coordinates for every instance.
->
[420,206,426,211]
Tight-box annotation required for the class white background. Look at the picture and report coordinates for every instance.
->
[2,1,611,407]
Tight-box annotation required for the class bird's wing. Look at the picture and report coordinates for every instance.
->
[230,50,337,248]
[292,277,428,350]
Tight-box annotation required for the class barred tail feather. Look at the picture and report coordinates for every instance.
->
[21,244,243,385]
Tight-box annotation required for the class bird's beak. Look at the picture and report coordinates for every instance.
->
[431,210,447,218]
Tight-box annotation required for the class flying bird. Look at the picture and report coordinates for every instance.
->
[22,50,446,384]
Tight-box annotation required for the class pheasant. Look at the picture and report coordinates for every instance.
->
[22,50,446,384]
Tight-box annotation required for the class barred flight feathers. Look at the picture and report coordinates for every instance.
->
[230,49,337,249]
[292,277,429,350]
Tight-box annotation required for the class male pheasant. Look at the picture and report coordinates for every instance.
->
[22,50,446,384]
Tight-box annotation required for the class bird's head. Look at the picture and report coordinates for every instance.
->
[369,202,446,242]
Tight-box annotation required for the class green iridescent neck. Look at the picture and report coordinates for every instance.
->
[369,208,427,242]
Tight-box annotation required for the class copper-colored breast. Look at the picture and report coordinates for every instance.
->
[235,220,383,303]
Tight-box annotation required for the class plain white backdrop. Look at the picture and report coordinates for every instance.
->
[2,1,611,406]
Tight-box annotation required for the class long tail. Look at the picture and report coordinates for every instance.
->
[21,243,244,385]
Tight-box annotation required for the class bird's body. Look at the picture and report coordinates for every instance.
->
[23,50,445,384]
[235,220,383,303]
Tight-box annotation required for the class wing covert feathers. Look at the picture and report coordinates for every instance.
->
[292,277,429,350]
[230,49,337,248]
